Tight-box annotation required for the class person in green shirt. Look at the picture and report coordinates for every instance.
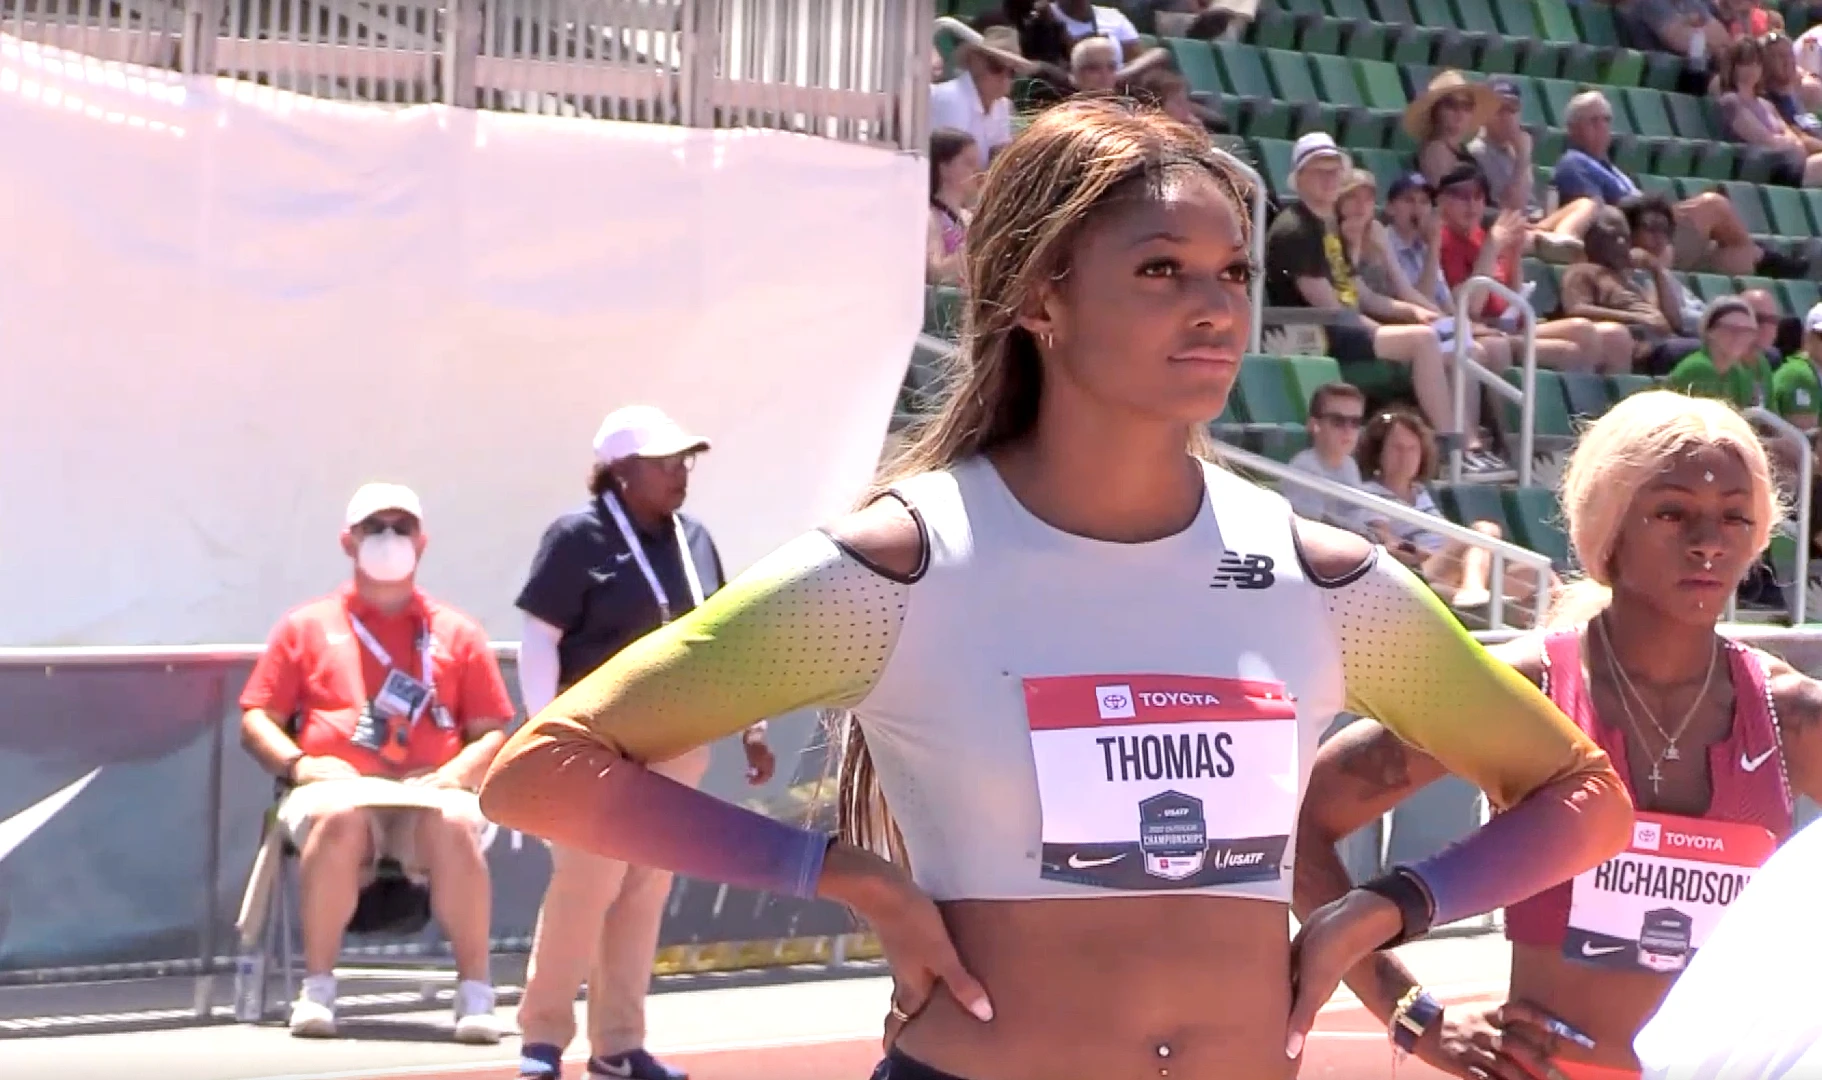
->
[1770,301,1822,430]
[1665,295,1775,409]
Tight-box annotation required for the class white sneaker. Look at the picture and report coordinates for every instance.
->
[452,979,502,1045]
[288,974,337,1038]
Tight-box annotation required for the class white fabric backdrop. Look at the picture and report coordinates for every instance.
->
[0,37,926,645]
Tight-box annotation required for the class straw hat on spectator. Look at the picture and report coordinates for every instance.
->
[1403,70,1501,142]
[953,24,1037,76]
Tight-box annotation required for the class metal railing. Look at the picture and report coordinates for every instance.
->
[1448,275,1538,488]
[1220,443,1556,629]
[1,0,933,148]
[1748,406,1815,626]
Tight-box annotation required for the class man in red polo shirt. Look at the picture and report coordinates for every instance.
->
[239,483,515,1042]
[1435,162,1634,373]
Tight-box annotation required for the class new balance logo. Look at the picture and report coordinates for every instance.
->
[1209,552,1276,590]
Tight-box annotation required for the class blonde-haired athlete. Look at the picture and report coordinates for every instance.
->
[1298,391,1822,1079]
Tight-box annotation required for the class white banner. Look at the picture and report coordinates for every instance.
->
[0,36,926,646]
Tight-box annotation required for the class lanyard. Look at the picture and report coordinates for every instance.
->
[347,613,435,718]
[599,492,704,624]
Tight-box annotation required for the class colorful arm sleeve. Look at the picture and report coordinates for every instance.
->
[1321,549,1629,927]
[479,530,909,898]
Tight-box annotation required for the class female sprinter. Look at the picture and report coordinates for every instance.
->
[1296,390,1822,1080]
[479,100,1631,1080]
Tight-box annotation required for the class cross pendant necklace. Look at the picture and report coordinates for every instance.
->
[1596,617,1718,796]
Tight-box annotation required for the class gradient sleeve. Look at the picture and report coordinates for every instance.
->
[479,530,908,898]
[1322,549,1629,926]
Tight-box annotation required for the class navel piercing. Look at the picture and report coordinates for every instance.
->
[1704,471,1715,483]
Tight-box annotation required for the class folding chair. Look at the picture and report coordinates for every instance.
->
[233,721,462,1023]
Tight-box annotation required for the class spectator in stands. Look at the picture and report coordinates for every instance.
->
[927,128,980,287]
[1407,71,1499,191]
[1761,30,1822,132]
[1434,164,1634,373]
[1770,301,1822,428]
[1555,89,1804,277]
[1620,191,1709,333]
[1286,381,1369,528]
[239,483,511,1043]
[1617,0,1731,64]
[1355,172,1450,314]
[1471,77,1595,262]
[1559,205,1703,374]
[929,25,1032,161]
[1265,133,1492,470]
[1069,36,1120,92]
[1718,0,1779,39]
[1352,408,1553,615]
[512,407,775,1080]
[1714,35,1822,186]
[1741,285,1798,364]
[1666,294,1777,406]
[1049,0,1144,59]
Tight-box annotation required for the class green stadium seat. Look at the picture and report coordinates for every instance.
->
[1262,49,1346,136]
[1504,486,1573,571]
[1781,281,1822,319]
[1506,75,1549,129]
[1607,373,1657,400]
[1734,274,1778,302]
[1448,0,1515,72]
[1764,186,1815,239]
[1352,59,1412,119]
[1529,263,1562,316]
[1531,0,1605,83]
[1501,368,1575,443]
[1803,190,1822,237]
[1164,38,1224,98]
[1310,52,1397,148]
[1435,482,1512,534]
[1558,371,1613,419]
[1722,182,1773,236]
[1248,6,1302,50]
[1253,138,1296,200]
[1214,41,1296,140]
[1572,1,1620,47]
[1342,360,1415,407]
[1411,0,1477,70]
[1366,0,1444,66]
[1234,355,1306,425]
[1285,354,1346,412]
[1358,147,1407,191]
[1690,273,1734,303]
[1641,52,1686,93]
[1634,173,1677,200]
[1536,78,1579,129]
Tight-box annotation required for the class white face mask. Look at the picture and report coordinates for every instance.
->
[357,533,418,583]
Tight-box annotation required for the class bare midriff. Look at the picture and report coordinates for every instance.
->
[894,895,1296,1080]
[1508,943,1672,1072]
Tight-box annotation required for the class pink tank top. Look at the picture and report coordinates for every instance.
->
[1504,627,1794,947]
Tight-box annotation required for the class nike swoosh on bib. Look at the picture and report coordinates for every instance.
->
[1066,852,1126,870]
[1581,942,1625,958]
[0,769,101,864]
[1741,748,1777,772]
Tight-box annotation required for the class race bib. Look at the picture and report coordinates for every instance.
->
[1024,674,1298,890]
[1564,813,1776,974]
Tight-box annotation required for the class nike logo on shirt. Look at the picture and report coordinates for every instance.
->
[1581,942,1626,958]
[1066,852,1125,870]
[1741,748,1777,772]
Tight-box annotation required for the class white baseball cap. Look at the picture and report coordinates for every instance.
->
[345,482,424,527]
[1806,301,1822,335]
[592,405,711,465]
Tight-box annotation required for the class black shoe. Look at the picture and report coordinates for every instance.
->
[1756,248,1810,279]
[588,1050,689,1080]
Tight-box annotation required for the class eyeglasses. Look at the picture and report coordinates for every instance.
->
[640,452,699,474]
[355,517,419,538]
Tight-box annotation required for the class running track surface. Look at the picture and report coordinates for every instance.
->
[257,989,1499,1080]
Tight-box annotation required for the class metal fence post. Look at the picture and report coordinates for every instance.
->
[192,673,229,1018]
[441,0,481,107]
[179,0,220,76]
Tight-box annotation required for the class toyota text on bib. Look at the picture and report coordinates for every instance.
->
[1564,812,1776,974]
[1024,674,1297,890]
